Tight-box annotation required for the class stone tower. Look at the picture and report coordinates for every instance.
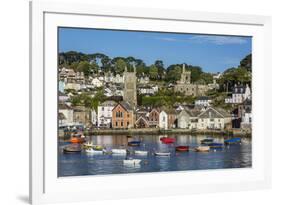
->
[123,65,137,108]
[179,64,191,84]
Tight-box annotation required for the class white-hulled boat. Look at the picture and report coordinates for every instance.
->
[195,146,210,152]
[154,152,171,156]
[111,149,127,154]
[135,150,148,155]
[85,148,104,154]
[123,159,141,165]
[83,142,94,148]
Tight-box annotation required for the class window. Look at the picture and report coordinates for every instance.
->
[115,122,118,126]
[162,116,165,122]
[127,113,129,118]
[102,107,104,111]
[127,122,129,126]
[121,121,123,127]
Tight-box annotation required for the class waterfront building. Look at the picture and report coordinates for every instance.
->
[195,96,212,107]
[123,66,137,108]
[112,101,135,129]
[159,108,176,129]
[135,115,150,128]
[225,84,251,104]
[73,106,93,127]
[97,100,117,128]
[197,107,231,130]
[148,108,160,128]
[176,109,193,129]
[238,98,252,130]
[58,103,73,125]
[174,64,209,96]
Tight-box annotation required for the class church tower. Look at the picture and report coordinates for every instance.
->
[179,64,191,84]
[123,65,137,108]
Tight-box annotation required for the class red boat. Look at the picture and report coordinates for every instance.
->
[175,146,189,152]
[69,137,85,143]
[160,137,175,144]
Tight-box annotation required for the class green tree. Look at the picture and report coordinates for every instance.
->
[149,65,158,80]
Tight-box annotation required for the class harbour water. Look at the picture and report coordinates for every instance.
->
[58,134,252,177]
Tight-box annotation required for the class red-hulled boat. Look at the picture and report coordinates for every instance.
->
[69,137,85,143]
[160,137,175,144]
[175,146,189,152]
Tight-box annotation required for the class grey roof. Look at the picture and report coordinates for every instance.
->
[198,107,230,118]
[119,101,133,111]
[196,96,209,101]
[100,100,117,107]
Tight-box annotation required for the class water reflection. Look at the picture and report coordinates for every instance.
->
[58,134,252,177]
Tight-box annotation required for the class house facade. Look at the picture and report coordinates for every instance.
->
[159,109,176,129]
[195,96,212,107]
[197,107,231,130]
[97,100,117,128]
[58,103,73,125]
[225,84,251,104]
[112,102,135,129]
[148,108,160,128]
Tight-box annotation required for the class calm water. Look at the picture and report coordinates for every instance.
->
[58,134,252,177]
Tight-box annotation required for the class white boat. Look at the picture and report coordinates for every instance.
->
[154,152,171,156]
[85,148,104,154]
[111,149,127,154]
[83,142,94,148]
[195,146,210,152]
[135,150,148,155]
[123,159,141,165]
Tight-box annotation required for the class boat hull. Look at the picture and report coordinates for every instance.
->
[175,146,189,152]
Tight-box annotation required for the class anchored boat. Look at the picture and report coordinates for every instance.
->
[195,146,210,152]
[175,146,189,152]
[128,140,141,147]
[85,148,104,154]
[111,149,127,154]
[224,137,241,145]
[160,137,175,144]
[63,145,82,153]
[154,152,171,156]
[134,150,148,155]
[200,138,214,145]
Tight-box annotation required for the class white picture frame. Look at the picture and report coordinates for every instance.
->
[30,0,272,204]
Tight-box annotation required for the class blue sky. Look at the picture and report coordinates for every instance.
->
[59,27,252,73]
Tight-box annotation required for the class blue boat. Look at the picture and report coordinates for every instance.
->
[224,137,241,145]
[208,143,224,148]
[128,140,141,146]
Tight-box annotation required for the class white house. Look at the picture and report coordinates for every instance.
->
[58,103,73,125]
[197,107,231,130]
[195,96,212,107]
[177,109,191,129]
[97,100,117,128]
[91,78,103,88]
[64,82,81,91]
[113,74,124,84]
[159,110,168,129]
[225,84,251,104]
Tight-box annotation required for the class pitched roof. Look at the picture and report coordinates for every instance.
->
[100,100,117,107]
[198,107,230,118]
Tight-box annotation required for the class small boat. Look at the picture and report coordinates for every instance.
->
[63,145,82,153]
[128,140,141,147]
[135,150,148,155]
[83,142,94,148]
[69,137,85,143]
[154,152,171,156]
[111,149,127,154]
[93,145,104,151]
[201,138,214,145]
[224,137,241,145]
[195,146,210,152]
[175,146,189,152]
[85,148,104,154]
[160,137,175,144]
[208,143,224,148]
[123,158,142,165]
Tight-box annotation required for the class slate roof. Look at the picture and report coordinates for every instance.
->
[58,103,73,110]
[198,107,231,118]
[100,100,117,107]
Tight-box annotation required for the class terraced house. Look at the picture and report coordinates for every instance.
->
[112,101,135,129]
